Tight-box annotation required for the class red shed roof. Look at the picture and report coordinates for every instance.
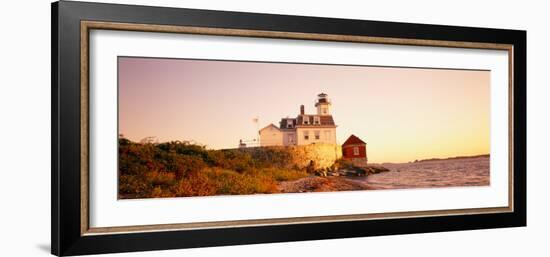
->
[342,134,366,146]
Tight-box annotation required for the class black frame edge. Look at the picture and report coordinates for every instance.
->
[513,30,527,227]
[51,1,60,256]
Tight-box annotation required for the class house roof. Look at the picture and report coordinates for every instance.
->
[342,134,366,146]
[296,115,335,126]
[259,123,280,132]
[279,118,296,129]
[279,115,336,128]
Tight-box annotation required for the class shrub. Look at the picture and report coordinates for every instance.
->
[254,168,308,182]
[202,168,270,195]
[206,149,254,172]
[174,172,217,197]
[119,174,152,198]
[117,137,309,198]
[150,186,174,198]
[247,147,294,169]
[145,171,176,187]
[119,142,157,176]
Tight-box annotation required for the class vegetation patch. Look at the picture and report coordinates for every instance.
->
[118,137,308,198]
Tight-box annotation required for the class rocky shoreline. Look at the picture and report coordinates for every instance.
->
[278,164,391,193]
[278,176,370,193]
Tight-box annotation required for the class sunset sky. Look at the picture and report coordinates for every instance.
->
[118,57,490,163]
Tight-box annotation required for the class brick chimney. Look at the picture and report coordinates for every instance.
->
[300,105,305,115]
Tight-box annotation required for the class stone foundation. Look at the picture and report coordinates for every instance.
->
[286,144,342,169]
[348,158,368,168]
[243,144,342,169]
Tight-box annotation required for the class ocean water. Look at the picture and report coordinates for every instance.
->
[363,156,490,190]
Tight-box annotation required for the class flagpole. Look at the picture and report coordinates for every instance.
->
[253,116,259,146]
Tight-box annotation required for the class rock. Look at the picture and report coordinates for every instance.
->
[355,169,367,176]
[368,166,390,174]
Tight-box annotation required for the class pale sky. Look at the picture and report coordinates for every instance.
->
[118,57,490,163]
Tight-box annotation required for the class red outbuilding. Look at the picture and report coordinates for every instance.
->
[342,134,368,167]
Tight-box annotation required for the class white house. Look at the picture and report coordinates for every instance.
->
[259,93,337,146]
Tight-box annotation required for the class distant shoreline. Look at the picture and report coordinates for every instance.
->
[376,154,490,165]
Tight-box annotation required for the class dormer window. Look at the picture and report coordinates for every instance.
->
[313,116,320,125]
[286,119,294,128]
[303,116,309,125]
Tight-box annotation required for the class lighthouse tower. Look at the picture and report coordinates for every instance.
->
[315,93,331,115]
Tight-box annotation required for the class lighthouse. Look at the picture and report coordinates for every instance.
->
[315,93,331,115]
[259,92,337,146]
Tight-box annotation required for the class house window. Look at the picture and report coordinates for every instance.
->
[353,146,360,156]
[287,120,293,128]
[313,116,320,125]
[288,133,294,143]
[314,130,320,140]
[303,131,309,140]
[303,116,309,125]
[322,107,327,114]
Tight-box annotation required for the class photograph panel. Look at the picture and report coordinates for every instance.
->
[117,57,490,199]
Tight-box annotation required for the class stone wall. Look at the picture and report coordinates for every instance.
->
[243,144,342,169]
[287,143,342,169]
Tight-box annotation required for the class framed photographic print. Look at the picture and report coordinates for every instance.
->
[51,1,526,256]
